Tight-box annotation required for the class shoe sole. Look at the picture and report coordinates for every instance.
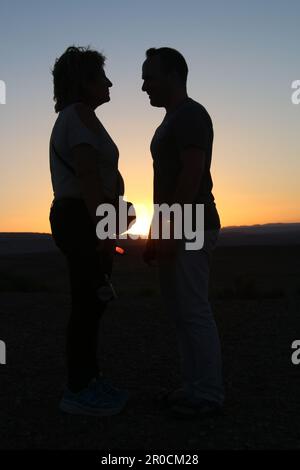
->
[59,397,128,416]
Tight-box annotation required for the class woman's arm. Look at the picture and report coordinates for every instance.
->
[71,143,107,228]
[69,103,112,228]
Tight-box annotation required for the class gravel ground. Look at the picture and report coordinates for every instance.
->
[0,247,300,450]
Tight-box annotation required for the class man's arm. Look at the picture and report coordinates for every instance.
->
[143,174,159,265]
[172,146,206,205]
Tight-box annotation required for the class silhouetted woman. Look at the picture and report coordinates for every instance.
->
[49,46,128,416]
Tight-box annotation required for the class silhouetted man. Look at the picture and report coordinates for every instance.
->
[142,47,224,418]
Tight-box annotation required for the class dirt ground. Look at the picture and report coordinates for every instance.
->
[0,244,300,450]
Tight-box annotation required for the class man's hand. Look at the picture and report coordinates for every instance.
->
[157,237,178,261]
[143,238,157,266]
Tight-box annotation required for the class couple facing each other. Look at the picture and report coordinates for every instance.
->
[49,45,224,419]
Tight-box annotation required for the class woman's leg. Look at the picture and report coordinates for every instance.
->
[65,250,106,392]
[49,199,107,392]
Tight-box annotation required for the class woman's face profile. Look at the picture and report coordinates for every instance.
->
[86,67,112,108]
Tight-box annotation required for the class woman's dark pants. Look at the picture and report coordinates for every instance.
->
[49,198,108,392]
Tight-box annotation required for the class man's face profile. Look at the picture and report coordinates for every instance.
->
[142,56,171,107]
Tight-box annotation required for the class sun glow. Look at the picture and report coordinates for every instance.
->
[127,202,152,237]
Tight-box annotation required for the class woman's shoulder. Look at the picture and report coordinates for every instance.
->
[70,103,103,136]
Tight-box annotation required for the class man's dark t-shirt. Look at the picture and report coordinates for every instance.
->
[150,97,221,230]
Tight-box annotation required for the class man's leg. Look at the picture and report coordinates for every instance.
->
[158,229,224,406]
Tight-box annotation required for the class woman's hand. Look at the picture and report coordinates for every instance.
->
[116,199,136,235]
[96,238,115,277]
[96,238,115,254]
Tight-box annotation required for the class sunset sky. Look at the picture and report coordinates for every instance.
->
[1,0,299,234]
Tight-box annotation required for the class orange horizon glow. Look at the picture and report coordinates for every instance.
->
[2,117,299,234]
[1,201,299,236]
[1,192,300,235]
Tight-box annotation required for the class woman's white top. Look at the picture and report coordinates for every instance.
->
[49,103,124,201]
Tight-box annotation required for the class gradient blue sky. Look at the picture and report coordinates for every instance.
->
[1,0,299,232]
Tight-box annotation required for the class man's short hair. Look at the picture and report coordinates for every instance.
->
[52,46,106,113]
[145,47,188,86]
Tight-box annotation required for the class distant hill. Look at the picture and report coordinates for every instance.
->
[0,233,57,255]
[218,223,300,246]
[0,223,299,254]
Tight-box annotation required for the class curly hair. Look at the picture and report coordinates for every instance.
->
[145,47,188,86]
[52,46,106,113]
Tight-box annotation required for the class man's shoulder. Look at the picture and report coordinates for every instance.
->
[185,98,212,118]
[175,98,213,128]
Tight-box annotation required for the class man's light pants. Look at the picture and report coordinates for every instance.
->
[158,229,224,406]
